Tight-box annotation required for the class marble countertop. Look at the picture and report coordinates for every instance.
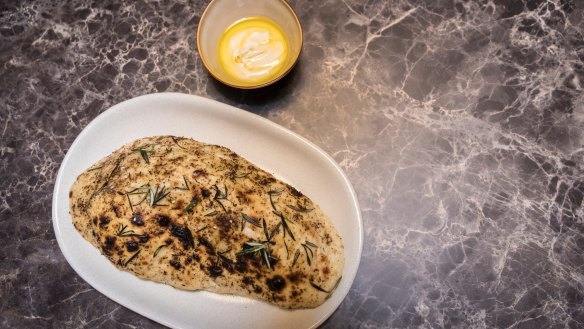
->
[2,0,584,328]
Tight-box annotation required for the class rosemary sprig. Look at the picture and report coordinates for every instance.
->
[310,276,342,299]
[273,211,296,241]
[213,184,228,212]
[153,245,165,257]
[287,204,314,213]
[149,185,170,207]
[241,213,261,231]
[116,224,137,237]
[301,241,317,266]
[125,183,150,211]
[267,189,294,255]
[236,220,275,270]
[90,159,122,199]
[124,250,141,266]
[236,242,266,256]
[235,242,272,269]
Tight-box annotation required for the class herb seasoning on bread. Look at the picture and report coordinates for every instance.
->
[69,136,344,308]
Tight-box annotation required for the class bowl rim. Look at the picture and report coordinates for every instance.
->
[196,0,303,89]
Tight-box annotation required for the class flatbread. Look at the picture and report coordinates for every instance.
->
[69,136,344,308]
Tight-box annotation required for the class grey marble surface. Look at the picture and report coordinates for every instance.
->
[2,0,584,328]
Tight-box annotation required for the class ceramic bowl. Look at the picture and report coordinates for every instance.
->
[197,0,303,89]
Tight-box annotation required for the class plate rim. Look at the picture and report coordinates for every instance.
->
[52,92,363,328]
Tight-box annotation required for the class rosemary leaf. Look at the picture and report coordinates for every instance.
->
[267,188,283,196]
[204,210,218,217]
[235,242,273,269]
[139,149,150,164]
[126,183,149,194]
[213,184,227,199]
[262,219,270,242]
[235,243,265,256]
[126,193,134,213]
[175,176,190,190]
[327,276,342,299]
[149,185,170,207]
[302,244,312,266]
[124,250,141,266]
[234,172,250,178]
[304,241,318,248]
[184,196,198,213]
[87,165,103,172]
[214,199,227,212]
[135,191,148,206]
[283,238,289,258]
[269,222,282,239]
[245,242,265,247]
[90,158,123,200]
[116,224,137,237]
[262,249,271,269]
[134,145,155,164]
[287,204,314,213]
[301,241,318,266]
[171,136,185,149]
[274,211,296,241]
[268,191,279,212]
[310,276,343,299]
[310,281,328,293]
[291,249,301,269]
[241,213,261,228]
[149,186,155,207]
[153,245,165,257]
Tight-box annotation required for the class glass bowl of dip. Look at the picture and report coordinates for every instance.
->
[197,0,303,89]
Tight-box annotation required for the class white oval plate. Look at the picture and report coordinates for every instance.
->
[52,93,362,329]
